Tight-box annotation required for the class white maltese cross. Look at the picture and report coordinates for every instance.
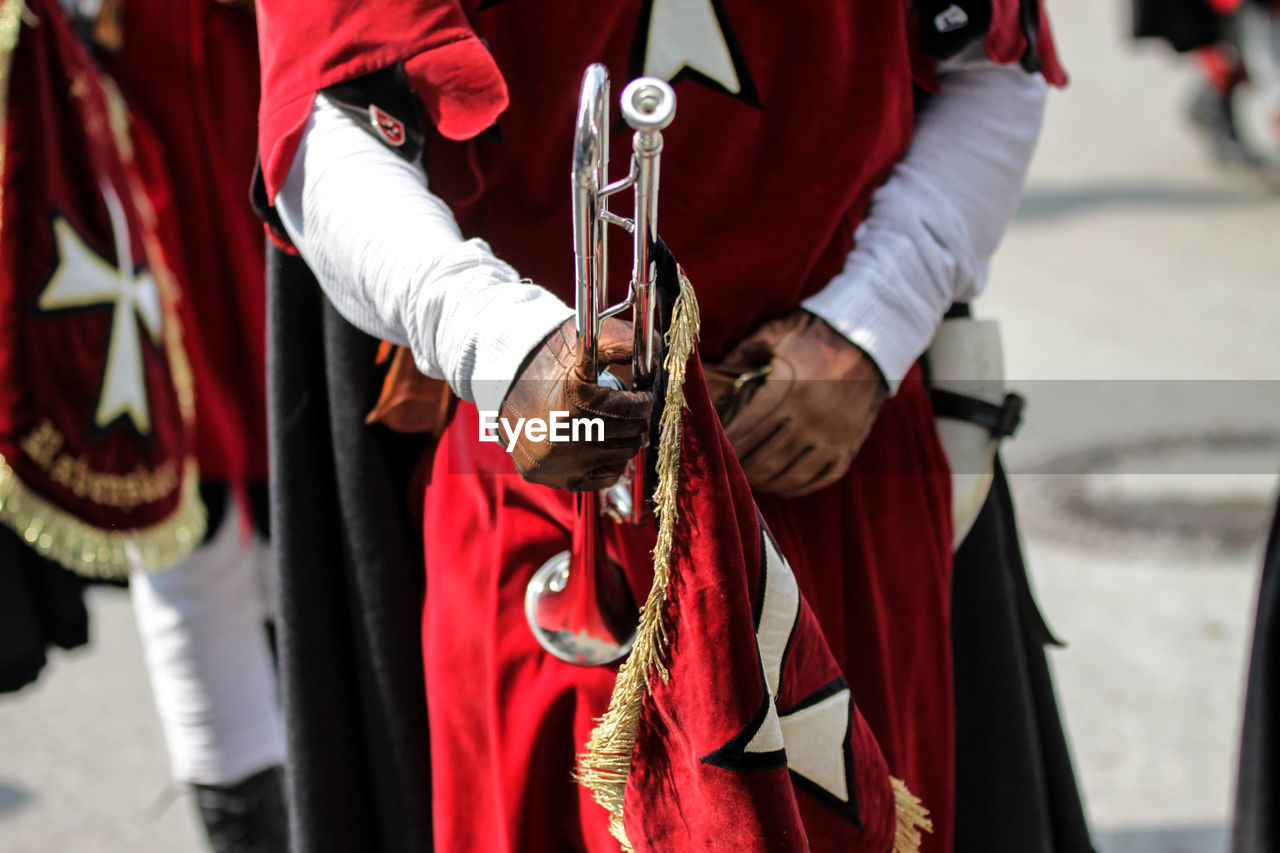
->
[38,183,162,434]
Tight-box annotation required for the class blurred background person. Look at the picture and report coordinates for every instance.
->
[0,1,283,850]
[1134,0,1280,166]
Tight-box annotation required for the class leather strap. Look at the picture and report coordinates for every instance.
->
[931,388,1025,439]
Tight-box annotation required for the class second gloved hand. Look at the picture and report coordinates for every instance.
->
[713,311,887,498]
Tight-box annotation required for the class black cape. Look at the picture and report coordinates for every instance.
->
[268,245,1093,852]
[1232,497,1280,852]
[268,247,433,852]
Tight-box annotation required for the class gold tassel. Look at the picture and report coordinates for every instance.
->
[576,269,700,851]
[892,777,934,853]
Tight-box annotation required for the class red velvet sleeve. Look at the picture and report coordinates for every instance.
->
[255,0,509,200]
[987,0,1068,86]
[913,0,1067,94]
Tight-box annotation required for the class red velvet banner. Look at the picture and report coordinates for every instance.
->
[0,0,203,578]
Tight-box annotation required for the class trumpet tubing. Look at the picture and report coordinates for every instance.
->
[524,66,678,667]
[572,65,676,387]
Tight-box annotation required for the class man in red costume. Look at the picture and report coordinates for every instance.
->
[253,1,1086,850]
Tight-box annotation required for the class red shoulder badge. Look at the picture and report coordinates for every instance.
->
[369,104,406,147]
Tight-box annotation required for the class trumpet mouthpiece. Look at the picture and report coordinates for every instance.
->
[621,78,676,133]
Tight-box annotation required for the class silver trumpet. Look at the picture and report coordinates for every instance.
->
[524,64,676,666]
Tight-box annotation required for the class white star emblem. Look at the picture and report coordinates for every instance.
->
[476,0,759,104]
[703,522,859,820]
[643,0,740,93]
[636,0,759,106]
[37,183,162,434]
[745,529,855,804]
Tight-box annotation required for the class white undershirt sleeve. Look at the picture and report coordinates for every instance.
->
[801,43,1048,392]
[274,94,572,414]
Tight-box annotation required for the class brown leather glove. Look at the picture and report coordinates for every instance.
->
[713,311,887,498]
[500,317,653,492]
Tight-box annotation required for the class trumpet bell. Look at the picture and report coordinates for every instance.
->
[524,550,637,666]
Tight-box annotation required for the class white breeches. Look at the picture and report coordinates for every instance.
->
[129,497,284,786]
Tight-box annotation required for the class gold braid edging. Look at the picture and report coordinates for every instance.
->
[576,269,700,852]
[892,777,934,853]
[0,453,206,579]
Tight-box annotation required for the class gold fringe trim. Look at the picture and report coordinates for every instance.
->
[0,451,206,579]
[577,270,701,851]
[892,777,934,853]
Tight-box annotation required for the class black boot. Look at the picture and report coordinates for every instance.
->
[1189,84,1263,167]
[192,766,289,853]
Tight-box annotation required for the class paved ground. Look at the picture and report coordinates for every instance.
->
[4,2,1280,851]
[0,587,205,852]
